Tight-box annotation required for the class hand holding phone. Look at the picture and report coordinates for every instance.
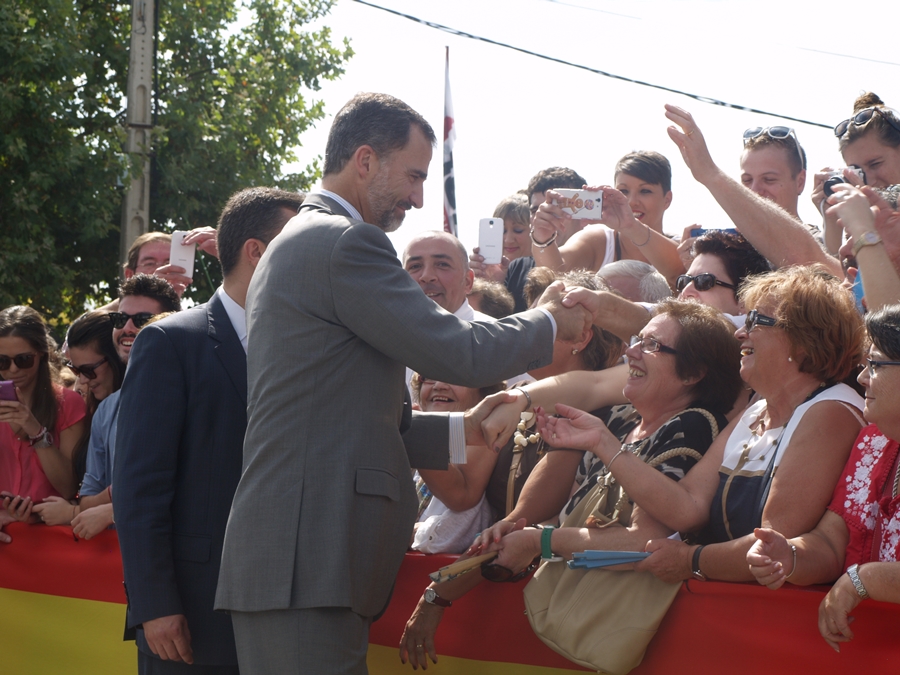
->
[0,380,18,402]
[478,218,504,265]
[169,231,197,279]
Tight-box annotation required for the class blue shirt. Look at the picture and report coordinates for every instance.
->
[80,390,121,497]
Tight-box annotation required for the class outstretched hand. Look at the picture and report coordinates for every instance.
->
[464,390,518,448]
[536,403,605,454]
[664,104,718,185]
[537,281,592,343]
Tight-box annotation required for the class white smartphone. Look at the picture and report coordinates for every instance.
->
[478,218,504,265]
[169,231,197,279]
[553,189,603,219]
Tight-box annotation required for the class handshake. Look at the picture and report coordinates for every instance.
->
[533,280,598,343]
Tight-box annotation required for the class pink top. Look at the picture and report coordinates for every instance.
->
[0,387,86,502]
[828,424,900,567]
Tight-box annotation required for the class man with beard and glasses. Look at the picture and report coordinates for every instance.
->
[215,92,592,674]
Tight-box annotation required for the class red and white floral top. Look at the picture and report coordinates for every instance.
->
[829,424,900,567]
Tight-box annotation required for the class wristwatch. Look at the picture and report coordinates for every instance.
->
[852,230,882,257]
[846,563,869,600]
[691,545,707,581]
[540,525,564,562]
[29,426,53,449]
[423,588,451,608]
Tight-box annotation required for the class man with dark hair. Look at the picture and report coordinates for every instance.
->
[114,186,301,674]
[215,92,588,673]
[65,274,182,540]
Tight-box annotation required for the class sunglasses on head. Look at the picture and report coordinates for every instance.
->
[108,312,154,330]
[481,555,541,583]
[0,353,37,371]
[66,356,108,380]
[744,309,778,333]
[834,107,900,139]
[743,126,805,170]
[675,273,736,293]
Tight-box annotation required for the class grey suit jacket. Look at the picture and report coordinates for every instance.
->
[114,294,246,665]
[215,195,554,617]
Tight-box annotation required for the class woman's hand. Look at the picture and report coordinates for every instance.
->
[490,527,542,572]
[747,527,794,590]
[463,390,518,448]
[676,225,700,269]
[399,595,443,670]
[3,494,35,523]
[635,538,693,583]
[664,105,718,186]
[597,186,641,232]
[537,403,606,455]
[818,573,861,652]
[32,496,76,526]
[71,503,114,540]
[468,517,526,556]
[469,247,509,283]
[826,183,876,240]
[0,508,14,543]
[0,398,41,438]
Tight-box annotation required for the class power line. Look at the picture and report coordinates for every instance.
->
[350,0,832,129]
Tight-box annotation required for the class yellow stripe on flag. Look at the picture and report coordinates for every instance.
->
[367,643,585,674]
[1,587,135,674]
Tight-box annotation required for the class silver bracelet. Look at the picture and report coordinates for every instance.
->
[784,543,797,580]
[606,448,627,470]
[513,385,533,411]
[530,228,558,249]
[631,224,652,247]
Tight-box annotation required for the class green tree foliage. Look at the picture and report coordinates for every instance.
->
[0,0,350,323]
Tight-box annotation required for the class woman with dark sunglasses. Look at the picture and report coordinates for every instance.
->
[748,305,900,653]
[0,306,86,542]
[539,266,865,590]
[30,311,126,529]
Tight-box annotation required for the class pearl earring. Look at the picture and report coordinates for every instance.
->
[572,348,579,355]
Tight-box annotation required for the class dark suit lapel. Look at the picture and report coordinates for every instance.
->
[207,294,248,406]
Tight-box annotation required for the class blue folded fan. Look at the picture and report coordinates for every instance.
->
[566,550,650,569]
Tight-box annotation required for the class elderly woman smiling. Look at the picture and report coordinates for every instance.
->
[400,300,741,669]
[540,265,866,584]
[748,305,900,652]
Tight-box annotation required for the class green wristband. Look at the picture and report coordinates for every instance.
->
[541,525,556,560]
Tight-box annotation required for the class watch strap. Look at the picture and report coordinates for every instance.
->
[846,563,869,600]
[852,230,882,257]
[691,545,707,581]
[540,525,563,562]
[424,588,452,608]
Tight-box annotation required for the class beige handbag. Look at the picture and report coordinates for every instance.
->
[522,440,703,674]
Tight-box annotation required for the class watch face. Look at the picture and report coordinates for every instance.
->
[424,589,436,602]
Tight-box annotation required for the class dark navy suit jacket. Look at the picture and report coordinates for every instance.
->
[114,293,246,665]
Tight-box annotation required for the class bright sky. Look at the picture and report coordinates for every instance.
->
[290,0,898,256]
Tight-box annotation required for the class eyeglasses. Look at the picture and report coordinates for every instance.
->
[629,335,677,355]
[108,312,154,330]
[675,273,736,293]
[744,309,778,333]
[66,356,108,380]
[0,353,37,371]
[834,107,900,139]
[866,358,900,378]
[481,555,541,583]
[743,126,805,170]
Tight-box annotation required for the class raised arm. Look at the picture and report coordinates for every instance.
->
[665,104,841,276]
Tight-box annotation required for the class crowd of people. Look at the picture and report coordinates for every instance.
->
[3,89,900,672]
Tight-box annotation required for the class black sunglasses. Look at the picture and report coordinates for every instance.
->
[66,356,108,380]
[108,312,154,330]
[0,353,37,371]
[834,107,900,139]
[676,273,736,293]
[481,555,541,583]
[744,309,778,333]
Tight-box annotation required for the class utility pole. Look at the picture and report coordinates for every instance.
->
[119,0,156,276]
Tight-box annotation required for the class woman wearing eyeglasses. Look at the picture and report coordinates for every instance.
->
[538,265,865,587]
[30,311,126,529]
[0,306,86,542]
[747,305,900,652]
[400,300,741,669]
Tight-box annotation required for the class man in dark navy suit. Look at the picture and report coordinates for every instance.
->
[113,187,303,674]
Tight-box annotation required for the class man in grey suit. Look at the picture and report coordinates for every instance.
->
[215,93,588,673]
[114,187,304,674]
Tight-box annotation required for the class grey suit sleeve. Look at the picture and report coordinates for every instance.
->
[329,224,555,387]
[403,411,451,470]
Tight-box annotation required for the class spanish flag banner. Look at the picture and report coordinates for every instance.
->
[2,525,899,674]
